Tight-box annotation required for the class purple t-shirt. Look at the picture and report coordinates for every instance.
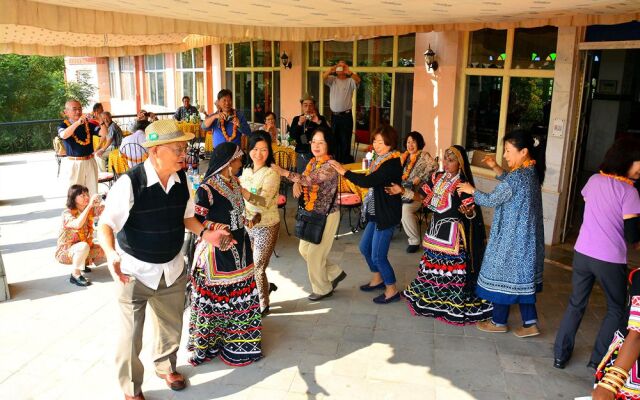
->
[575,174,640,264]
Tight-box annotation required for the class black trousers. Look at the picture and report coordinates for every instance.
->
[331,113,353,164]
[553,251,627,364]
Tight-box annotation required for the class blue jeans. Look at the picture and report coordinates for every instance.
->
[492,303,538,326]
[359,221,396,285]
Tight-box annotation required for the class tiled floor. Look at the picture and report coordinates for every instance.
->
[0,151,604,399]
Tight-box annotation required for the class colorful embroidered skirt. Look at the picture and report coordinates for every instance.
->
[403,244,493,325]
[187,261,263,367]
[594,330,640,399]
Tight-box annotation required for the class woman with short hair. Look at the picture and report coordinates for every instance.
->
[55,184,105,286]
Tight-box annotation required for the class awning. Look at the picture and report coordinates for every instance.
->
[1,0,639,56]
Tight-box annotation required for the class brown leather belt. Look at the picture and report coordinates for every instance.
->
[66,155,93,161]
[333,110,352,116]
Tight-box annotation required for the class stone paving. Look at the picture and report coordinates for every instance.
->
[0,151,606,399]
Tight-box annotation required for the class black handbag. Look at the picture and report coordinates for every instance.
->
[294,186,338,244]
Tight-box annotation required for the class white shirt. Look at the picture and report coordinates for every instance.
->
[99,159,195,289]
[325,75,358,113]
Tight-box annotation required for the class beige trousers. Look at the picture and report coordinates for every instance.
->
[61,158,98,196]
[401,200,423,246]
[114,271,187,397]
[298,211,343,295]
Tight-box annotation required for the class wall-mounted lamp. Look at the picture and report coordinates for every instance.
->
[281,51,292,69]
[424,44,438,72]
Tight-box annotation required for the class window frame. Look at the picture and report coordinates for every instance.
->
[144,54,165,107]
[108,57,121,100]
[175,48,206,109]
[223,41,281,123]
[118,56,136,102]
[455,28,557,174]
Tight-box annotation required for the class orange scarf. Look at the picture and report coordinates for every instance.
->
[600,170,635,186]
[302,155,330,211]
[64,120,91,146]
[400,151,419,181]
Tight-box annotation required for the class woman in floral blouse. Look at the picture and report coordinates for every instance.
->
[272,126,346,301]
[55,184,105,287]
[399,131,438,253]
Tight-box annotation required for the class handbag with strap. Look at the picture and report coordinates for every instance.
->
[294,184,338,245]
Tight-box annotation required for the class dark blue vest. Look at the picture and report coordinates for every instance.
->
[116,164,189,263]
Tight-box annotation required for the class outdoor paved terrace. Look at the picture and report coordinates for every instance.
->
[0,151,605,399]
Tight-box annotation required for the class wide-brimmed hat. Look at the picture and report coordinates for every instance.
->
[142,120,194,148]
[300,92,316,104]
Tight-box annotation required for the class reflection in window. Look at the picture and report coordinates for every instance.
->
[273,71,280,121]
[225,44,233,68]
[468,29,507,69]
[397,34,416,67]
[512,26,558,70]
[234,72,251,120]
[306,71,320,104]
[464,75,503,164]
[324,41,353,66]
[253,72,272,123]
[393,73,414,142]
[253,41,272,67]
[233,42,251,67]
[507,78,553,140]
[356,73,392,135]
[309,41,320,66]
[357,36,393,67]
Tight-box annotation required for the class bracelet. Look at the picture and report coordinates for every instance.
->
[597,381,620,395]
[609,366,630,379]
[402,188,414,201]
[199,227,207,238]
[602,374,625,387]
[465,210,477,220]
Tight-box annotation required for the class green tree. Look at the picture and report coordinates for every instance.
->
[0,55,95,123]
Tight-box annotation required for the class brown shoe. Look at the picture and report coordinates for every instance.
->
[156,371,187,391]
[124,394,145,400]
[476,320,508,333]
[513,324,540,338]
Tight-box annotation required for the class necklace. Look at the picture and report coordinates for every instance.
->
[510,159,536,173]
[64,120,91,146]
[400,151,419,181]
[600,171,635,186]
[303,155,330,211]
[208,175,246,229]
[218,111,239,142]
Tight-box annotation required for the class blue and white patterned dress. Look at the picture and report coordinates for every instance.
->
[473,166,544,304]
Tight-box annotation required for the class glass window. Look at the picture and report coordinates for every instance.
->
[507,77,553,137]
[253,71,272,123]
[176,49,205,108]
[355,73,392,134]
[145,54,165,106]
[224,71,233,93]
[468,29,507,69]
[118,56,135,101]
[512,26,558,70]
[273,71,280,121]
[234,72,251,120]
[464,75,503,166]
[234,42,251,67]
[324,41,353,66]
[226,44,233,68]
[253,41,272,67]
[309,41,320,66]
[393,73,414,142]
[274,42,280,68]
[306,71,320,102]
[397,34,416,67]
[108,58,119,99]
[357,36,394,67]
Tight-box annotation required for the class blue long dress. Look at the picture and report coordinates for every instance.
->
[473,166,544,304]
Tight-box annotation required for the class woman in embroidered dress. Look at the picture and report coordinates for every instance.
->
[457,130,546,337]
[386,145,493,324]
[554,137,640,370]
[330,125,403,304]
[399,131,438,253]
[592,271,640,400]
[240,131,281,315]
[55,184,105,287]
[272,126,346,301]
[187,142,263,366]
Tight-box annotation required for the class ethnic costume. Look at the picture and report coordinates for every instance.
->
[403,146,492,325]
[188,143,262,367]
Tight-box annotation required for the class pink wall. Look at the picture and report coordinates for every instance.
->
[411,32,463,158]
[279,41,304,126]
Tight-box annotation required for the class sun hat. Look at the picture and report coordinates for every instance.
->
[299,92,316,104]
[142,119,194,148]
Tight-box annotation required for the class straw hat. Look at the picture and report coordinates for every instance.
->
[142,120,194,148]
[300,92,316,104]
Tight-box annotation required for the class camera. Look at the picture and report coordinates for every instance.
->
[304,114,313,120]
[101,193,107,200]
[336,66,344,72]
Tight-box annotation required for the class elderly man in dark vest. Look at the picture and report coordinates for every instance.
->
[98,120,233,400]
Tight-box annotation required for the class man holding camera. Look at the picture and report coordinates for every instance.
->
[323,60,360,163]
[289,93,330,173]
[174,96,199,122]
[95,111,123,171]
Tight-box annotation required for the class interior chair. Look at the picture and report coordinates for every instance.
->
[335,175,363,238]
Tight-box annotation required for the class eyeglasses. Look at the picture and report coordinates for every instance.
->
[310,140,326,145]
[163,144,188,155]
